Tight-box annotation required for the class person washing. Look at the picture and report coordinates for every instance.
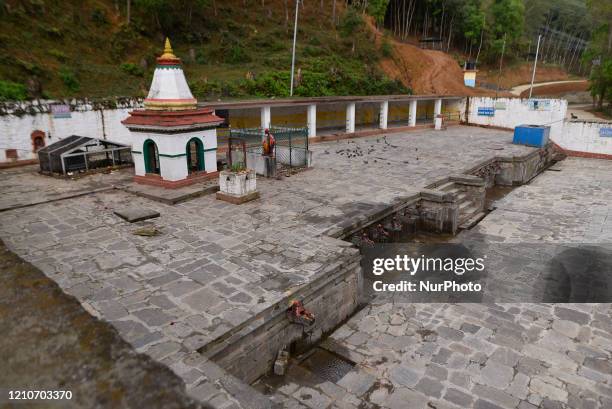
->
[262,128,276,156]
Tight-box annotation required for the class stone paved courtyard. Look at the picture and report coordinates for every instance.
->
[1,127,610,408]
[257,157,612,409]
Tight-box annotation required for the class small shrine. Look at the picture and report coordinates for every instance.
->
[463,61,478,88]
[122,38,224,188]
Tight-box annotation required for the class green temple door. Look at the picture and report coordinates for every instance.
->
[186,138,205,173]
[143,139,160,174]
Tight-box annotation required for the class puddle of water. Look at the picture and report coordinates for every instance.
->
[485,185,515,210]
[299,348,355,383]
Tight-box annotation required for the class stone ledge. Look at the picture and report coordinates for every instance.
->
[450,174,486,186]
[216,190,260,204]
[134,171,219,189]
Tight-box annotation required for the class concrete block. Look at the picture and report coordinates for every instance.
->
[114,208,160,223]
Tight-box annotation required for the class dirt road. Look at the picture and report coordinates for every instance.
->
[510,79,588,96]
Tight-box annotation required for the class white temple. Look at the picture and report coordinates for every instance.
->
[122,38,224,188]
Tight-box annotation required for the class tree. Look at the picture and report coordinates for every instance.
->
[587,0,612,53]
[460,0,485,57]
[368,0,390,28]
[487,0,523,60]
[589,59,612,109]
[585,0,612,109]
[340,8,365,53]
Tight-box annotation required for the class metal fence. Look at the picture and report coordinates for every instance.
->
[38,135,133,176]
[229,126,309,170]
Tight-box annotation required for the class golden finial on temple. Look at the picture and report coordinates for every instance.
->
[160,37,177,59]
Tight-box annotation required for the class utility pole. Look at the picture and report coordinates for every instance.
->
[529,34,541,99]
[496,34,506,98]
[289,0,300,96]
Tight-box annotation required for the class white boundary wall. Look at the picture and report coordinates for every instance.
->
[466,97,567,140]
[4,95,612,164]
[555,120,612,157]
[0,99,141,162]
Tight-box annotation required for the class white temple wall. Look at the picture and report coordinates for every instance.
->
[160,156,189,181]
[133,152,146,176]
[130,128,218,179]
[0,99,140,162]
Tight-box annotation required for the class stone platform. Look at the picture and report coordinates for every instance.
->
[0,126,582,408]
[123,179,219,205]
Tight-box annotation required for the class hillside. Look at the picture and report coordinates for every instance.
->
[0,0,415,101]
[1,1,578,102]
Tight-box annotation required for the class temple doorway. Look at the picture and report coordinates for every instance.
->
[186,138,204,173]
[143,139,160,174]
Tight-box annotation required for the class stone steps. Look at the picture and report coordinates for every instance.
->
[436,181,456,192]
[459,211,487,230]
[434,180,484,228]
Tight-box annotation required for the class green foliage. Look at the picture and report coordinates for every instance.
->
[120,63,144,77]
[110,25,138,59]
[226,45,251,64]
[190,67,410,100]
[491,0,524,44]
[91,8,108,25]
[368,0,390,26]
[195,49,206,65]
[0,80,27,101]
[339,9,365,38]
[460,0,485,42]
[39,25,62,38]
[59,67,80,93]
[48,49,67,62]
[583,0,612,108]
[589,58,612,106]
[229,162,246,172]
[16,59,43,76]
[381,37,393,58]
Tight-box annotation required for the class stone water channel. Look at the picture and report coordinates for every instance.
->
[251,146,573,406]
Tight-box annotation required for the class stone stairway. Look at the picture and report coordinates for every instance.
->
[435,180,487,231]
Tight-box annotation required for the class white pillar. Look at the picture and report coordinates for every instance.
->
[261,106,271,129]
[379,101,388,130]
[307,104,317,138]
[434,98,442,117]
[346,102,356,133]
[409,100,417,127]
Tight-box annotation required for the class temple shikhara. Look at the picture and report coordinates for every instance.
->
[122,38,224,188]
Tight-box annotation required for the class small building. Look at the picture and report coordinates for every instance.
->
[38,135,132,175]
[122,39,224,188]
[463,61,478,88]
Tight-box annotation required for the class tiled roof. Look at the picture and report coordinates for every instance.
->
[122,108,224,130]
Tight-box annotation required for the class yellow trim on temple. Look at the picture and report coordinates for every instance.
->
[144,99,198,111]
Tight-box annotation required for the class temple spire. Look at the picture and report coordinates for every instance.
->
[160,37,177,60]
[143,37,197,111]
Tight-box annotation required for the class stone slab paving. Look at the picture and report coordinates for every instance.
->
[260,157,612,409]
[123,179,219,205]
[321,302,611,409]
[0,165,133,211]
[0,126,538,407]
